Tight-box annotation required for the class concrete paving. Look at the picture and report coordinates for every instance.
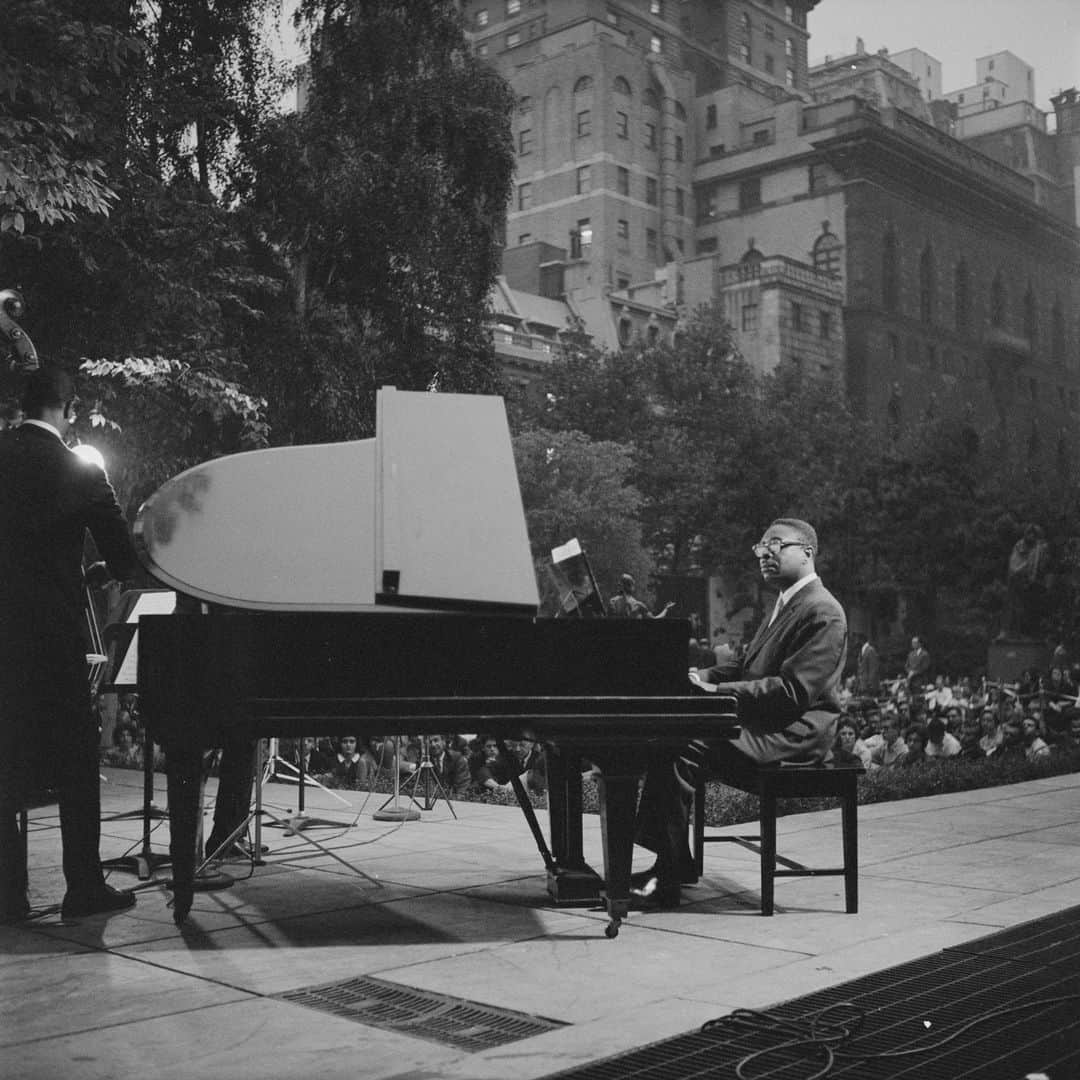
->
[2,766,1078,1080]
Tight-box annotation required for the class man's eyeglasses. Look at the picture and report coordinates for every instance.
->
[752,539,808,559]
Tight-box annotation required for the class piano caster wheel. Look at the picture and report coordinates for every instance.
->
[604,919,620,939]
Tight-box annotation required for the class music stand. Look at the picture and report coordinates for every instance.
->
[550,537,606,618]
[99,590,175,879]
[399,736,457,817]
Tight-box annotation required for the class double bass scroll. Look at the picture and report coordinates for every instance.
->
[0,288,40,372]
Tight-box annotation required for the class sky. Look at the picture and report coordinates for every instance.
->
[807,0,1080,112]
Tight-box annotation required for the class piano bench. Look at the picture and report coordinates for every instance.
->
[692,760,864,916]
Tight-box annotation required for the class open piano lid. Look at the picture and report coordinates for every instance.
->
[134,387,539,614]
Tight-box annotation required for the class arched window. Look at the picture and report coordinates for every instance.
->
[573,76,593,94]
[642,87,660,110]
[1052,297,1066,361]
[954,260,970,334]
[613,76,631,96]
[919,245,935,324]
[740,246,764,278]
[1023,284,1038,345]
[518,95,532,114]
[881,230,899,312]
[618,317,633,347]
[647,324,661,346]
[812,230,842,278]
[991,272,1007,328]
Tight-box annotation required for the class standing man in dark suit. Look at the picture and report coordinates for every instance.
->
[633,518,847,905]
[0,367,140,921]
[857,636,882,698]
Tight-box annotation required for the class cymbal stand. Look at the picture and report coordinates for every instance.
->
[400,737,457,817]
[101,727,171,880]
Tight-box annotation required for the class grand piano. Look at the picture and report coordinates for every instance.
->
[136,387,737,936]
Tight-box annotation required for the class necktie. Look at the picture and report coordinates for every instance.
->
[768,593,785,627]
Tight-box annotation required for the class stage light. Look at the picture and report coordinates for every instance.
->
[72,443,106,471]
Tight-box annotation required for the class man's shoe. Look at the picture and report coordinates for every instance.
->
[629,875,681,909]
[61,884,136,919]
[631,863,698,888]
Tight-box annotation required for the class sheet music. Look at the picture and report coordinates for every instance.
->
[112,591,177,688]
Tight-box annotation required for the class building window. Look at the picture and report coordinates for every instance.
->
[819,311,832,339]
[888,332,900,367]
[738,177,761,209]
[615,111,628,138]
[882,230,899,312]
[786,67,795,87]
[606,7,619,25]
[650,34,662,54]
[617,218,630,241]
[576,165,591,195]
[476,8,488,27]
[506,31,520,47]
[643,88,659,109]
[954,260,969,333]
[812,231,841,279]
[741,12,751,32]
[573,75,593,94]
[517,182,531,210]
[618,317,633,346]
[919,245,935,324]
[518,95,532,115]
[651,0,663,13]
[675,187,685,216]
[578,219,592,247]
[991,272,1007,328]
[613,76,631,96]
[645,176,658,205]
[617,166,629,196]
[741,303,759,332]
[576,109,591,137]
[697,236,718,254]
[518,233,531,245]
[786,37,794,57]
[791,301,803,331]
[764,54,775,74]
[1024,285,1038,345]
[674,134,684,161]
[646,227,658,260]
[706,104,717,129]
[752,128,771,146]
[518,128,532,155]
[765,22,775,40]
[644,122,657,149]
[477,43,488,57]
[740,43,751,64]
[507,0,520,13]
[617,276,630,290]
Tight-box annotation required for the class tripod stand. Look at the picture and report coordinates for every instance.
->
[262,737,354,832]
[399,736,457,817]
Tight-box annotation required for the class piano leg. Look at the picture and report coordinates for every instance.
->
[544,745,603,905]
[595,768,639,939]
[164,744,203,925]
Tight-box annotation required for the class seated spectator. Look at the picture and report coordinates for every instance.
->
[517,738,548,794]
[1063,710,1080,750]
[902,726,928,767]
[1021,715,1050,761]
[957,713,985,759]
[470,735,515,793]
[833,719,872,768]
[837,675,858,711]
[424,733,471,797]
[356,735,398,786]
[997,719,1027,760]
[926,675,954,713]
[1048,666,1076,698]
[943,705,964,736]
[979,708,1003,756]
[858,706,884,750]
[924,716,960,758]
[103,724,142,768]
[871,713,908,769]
[285,736,332,777]
[329,735,363,787]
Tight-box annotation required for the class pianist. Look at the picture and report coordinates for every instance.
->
[632,518,848,907]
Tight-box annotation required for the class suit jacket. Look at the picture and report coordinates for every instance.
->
[430,750,471,796]
[700,577,847,759]
[857,643,881,695]
[0,423,138,703]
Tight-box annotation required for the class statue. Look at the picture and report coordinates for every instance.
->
[1001,524,1049,639]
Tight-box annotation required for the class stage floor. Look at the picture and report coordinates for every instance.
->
[2,767,1079,1079]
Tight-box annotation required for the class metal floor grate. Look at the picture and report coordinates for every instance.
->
[544,906,1080,1079]
[275,974,566,1052]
